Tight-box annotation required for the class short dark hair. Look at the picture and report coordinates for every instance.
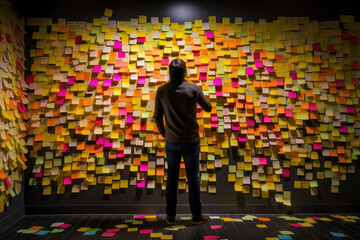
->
[169,58,186,83]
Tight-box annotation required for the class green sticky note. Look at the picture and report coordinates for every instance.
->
[180,217,192,220]
[51,228,65,233]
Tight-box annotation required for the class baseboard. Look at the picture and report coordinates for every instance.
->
[0,206,25,234]
[24,204,360,215]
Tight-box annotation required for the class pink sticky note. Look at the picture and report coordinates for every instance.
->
[6,33,12,43]
[62,144,70,153]
[137,180,145,188]
[336,80,344,87]
[215,89,223,97]
[138,77,146,84]
[17,103,24,112]
[238,135,247,142]
[200,66,207,73]
[101,232,116,237]
[259,157,267,165]
[4,178,11,187]
[26,75,34,83]
[117,151,125,158]
[106,228,120,233]
[103,79,112,87]
[58,223,72,228]
[276,78,284,86]
[282,169,290,177]
[137,37,146,43]
[95,117,103,124]
[161,57,169,65]
[211,115,218,121]
[210,225,222,230]
[68,77,76,85]
[58,88,67,97]
[140,122,147,131]
[313,143,322,150]
[255,60,263,68]
[119,108,127,116]
[232,122,240,131]
[140,229,153,234]
[291,72,297,80]
[206,31,214,38]
[34,169,43,178]
[140,163,148,172]
[246,118,255,127]
[307,217,320,220]
[288,91,297,99]
[193,51,200,57]
[245,67,254,75]
[309,103,317,111]
[289,223,304,228]
[56,96,65,105]
[199,74,207,81]
[134,215,145,219]
[285,109,293,117]
[90,78,98,86]
[114,41,122,49]
[113,73,122,81]
[16,61,23,70]
[264,116,272,123]
[213,78,222,86]
[93,65,102,73]
[63,176,72,185]
[204,236,220,240]
[211,123,218,128]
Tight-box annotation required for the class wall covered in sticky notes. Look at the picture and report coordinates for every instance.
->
[0,0,27,213]
[25,10,360,209]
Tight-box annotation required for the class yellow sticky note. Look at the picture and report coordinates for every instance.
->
[104,8,113,17]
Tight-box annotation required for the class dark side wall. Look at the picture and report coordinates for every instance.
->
[7,0,360,215]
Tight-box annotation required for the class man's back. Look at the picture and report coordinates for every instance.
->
[154,81,212,143]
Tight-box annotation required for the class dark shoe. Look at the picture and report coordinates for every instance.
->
[192,214,210,225]
[165,215,176,225]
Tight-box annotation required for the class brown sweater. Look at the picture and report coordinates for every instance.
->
[153,80,212,143]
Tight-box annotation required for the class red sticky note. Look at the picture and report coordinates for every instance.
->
[282,169,290,177]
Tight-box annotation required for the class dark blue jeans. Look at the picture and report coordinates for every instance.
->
[165,140,202,217]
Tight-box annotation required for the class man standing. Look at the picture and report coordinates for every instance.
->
[153,58,212,225]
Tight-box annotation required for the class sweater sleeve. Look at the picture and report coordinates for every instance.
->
[196,85,212,113]
[153,88,166,138]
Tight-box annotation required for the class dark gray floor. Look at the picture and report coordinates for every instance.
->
[1,214,360,240]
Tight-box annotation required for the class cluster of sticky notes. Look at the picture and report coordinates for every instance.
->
[24,9,359,206]
[0,0,27,213]
[17,222,72,235]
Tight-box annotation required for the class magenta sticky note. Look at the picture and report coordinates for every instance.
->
[339,125,347,133]
[245,67,254,75]
[34,169,42,178]
[213,78,222,86]
[114,41,122,49]
[118,51,125,58]
[307,217,320,220]
[246,118,255,127]
[336,80,344,87]
[276,78,284,86]
[211,123,218,128]
[215,89,223,96]
[282,169,290,177]
[309,103,317,111]
[96,136,104,145]
[313,143,322,150]
[103,79,112,87]
[137,180,145,188]
[68,77,76,85]
[140,123,147,131]
[126,114,134,123]
[134,215,145,219]
[95,117,103,124]
[93,65,101,73]
[26,75,34,83]
[211,115,218,121]
[16,61,23,70]
[253,52,260,60]
[119,108,127,116]
[101,232,116,237]
[161,57,169,65]
[140,229,153,234]
[6,33,12,43]
[62,144,70,153]
[58,88,67,97]
[263,116,272,123]
[106,228,120,233]
[266,67,275,73]
[56,97,65,105]
[90,78,98,86]
[285,109,292,117]
[291,72,297,80]
[199,74,207,80]
[238,135,247,142]
[137,37,146,43]
[206,31,214,38]
[288,91,297,98]
[289,223,304,228]
[347,106,355,113]
[259,157,267,165]
[117,151,124,158]
[17,103,24,112]
[204,236,220,240]
[58,223,72,228]
[63,176,72,185]
[255,60,263,68]
[104,138,113,148]
[138,77,146,84]
[210,225,222,230]
[4,178,11,187]
[193,51,200,57]
[113,73,122,81]
[140,163,148,172]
